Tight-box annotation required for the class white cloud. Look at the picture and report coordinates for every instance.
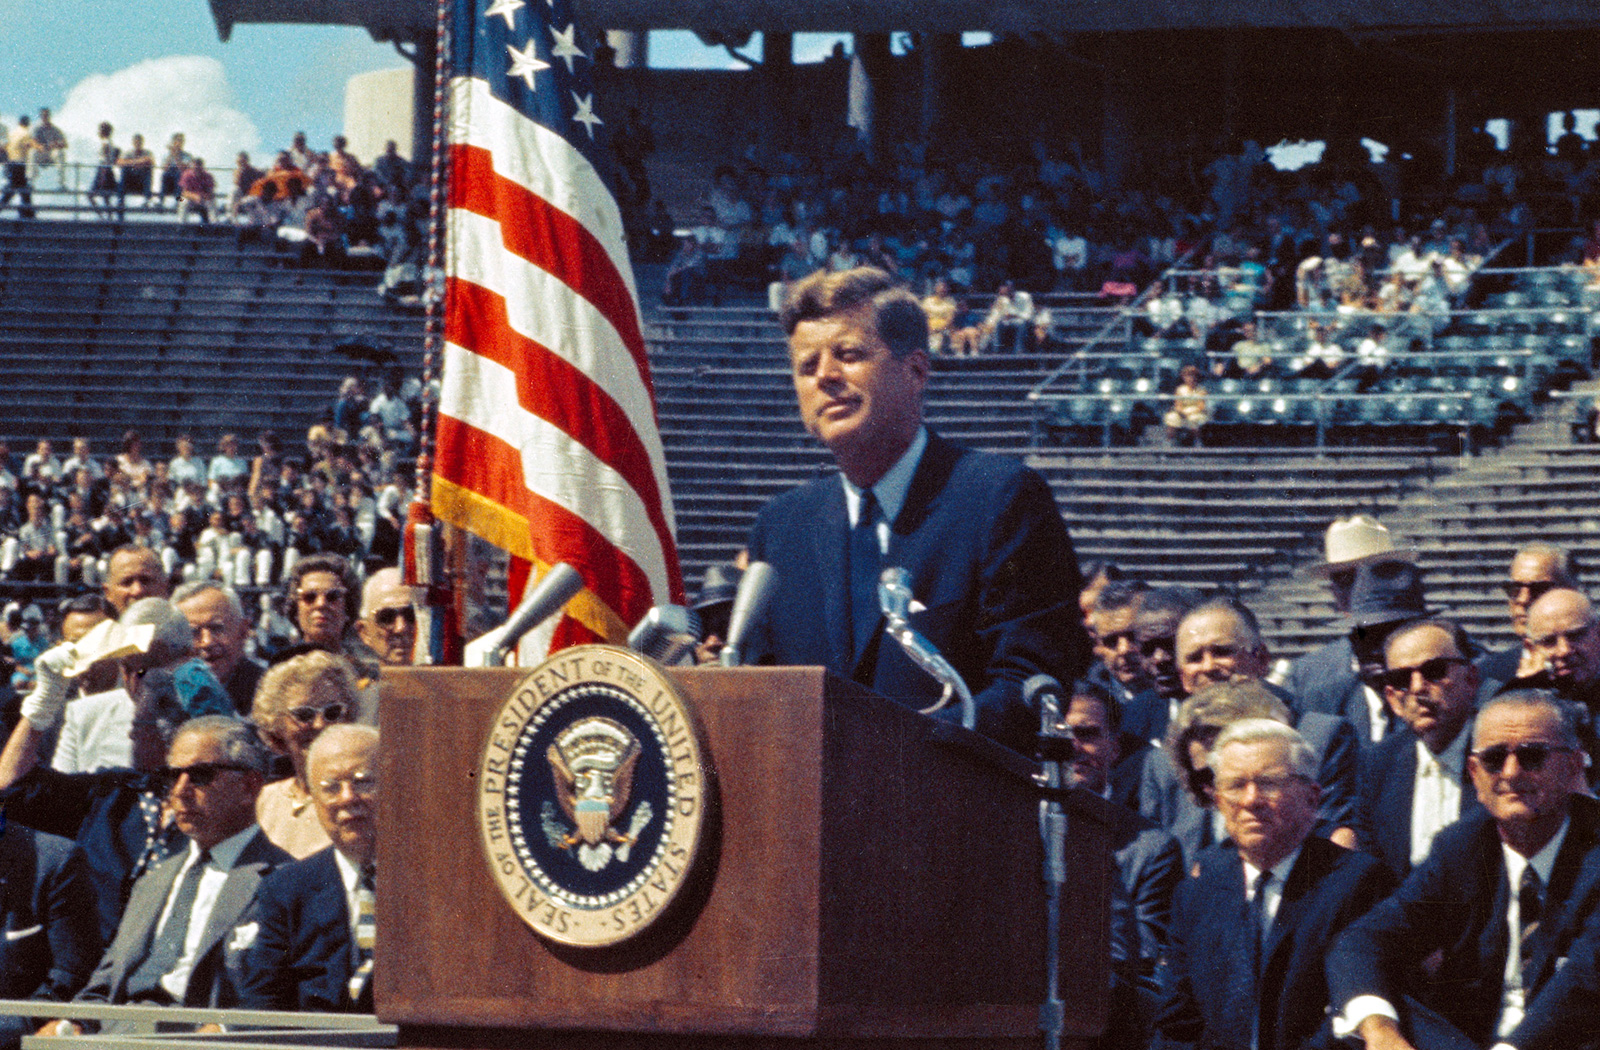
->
[55,55,260,167]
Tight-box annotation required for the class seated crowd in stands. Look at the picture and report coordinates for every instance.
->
[0,372,421,631]
[645,120,1572,316]
[1073,521,1600,1049]
[0,529,411,1030]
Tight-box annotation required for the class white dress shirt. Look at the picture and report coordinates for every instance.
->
[1410,731,1468,867]
[841,425,928,554]
[155,825,260,1001]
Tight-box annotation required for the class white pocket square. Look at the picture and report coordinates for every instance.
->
[4,925,41,942]
[228,923,259,952]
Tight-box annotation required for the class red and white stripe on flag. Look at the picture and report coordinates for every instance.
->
[433,32,681,660]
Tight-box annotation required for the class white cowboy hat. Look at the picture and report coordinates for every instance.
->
[1300,514,1416,578]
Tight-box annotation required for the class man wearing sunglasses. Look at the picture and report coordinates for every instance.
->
[1479,546,1579,690]
[1286,516,1422,752]
[354,568,418,668]
[1355,618,1484,878]
[44,716,290,1033]
[1331,691,1600,1050]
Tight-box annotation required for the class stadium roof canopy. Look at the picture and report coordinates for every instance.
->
[211,0,1600,41]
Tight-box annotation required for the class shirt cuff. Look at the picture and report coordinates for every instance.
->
[1331,995,1399,1039]
[1489,1045,1517,1050]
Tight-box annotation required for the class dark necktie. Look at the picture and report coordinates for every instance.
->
[1249,870,1272,1050]
[348,865,376,1008]
[849,489,881,661]
[1250,870,1272,977]
[127,849,210,1001]
[1519,866,1543,991]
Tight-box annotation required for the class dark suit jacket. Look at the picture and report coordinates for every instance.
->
[1287,637,1394,750]
[1476,643,1524,688]
[745,431,1088,755]
[238,847,359,1012]
[0,768,186,944]
[1354,727,1483,878]
[76,828,291,1009]
[222,657,267,718]
[1159,836,1395,1050]
[0,826,102,1048]
[1329,794,1600,1050]
[1110,806,1184,967]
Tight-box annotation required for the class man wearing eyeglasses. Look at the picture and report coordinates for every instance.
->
[1355,618,1484,878]
[1479,546,1579,690]
[354,568,417,668]
[44,716,290,1032]
[1331,691,1600,1050]
[1158,719,1393,1050]
[239,724,379,1012]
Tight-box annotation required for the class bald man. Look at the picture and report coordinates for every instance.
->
[101,547,168,618]
[1479,544,1578,687]
[355,569,417,667]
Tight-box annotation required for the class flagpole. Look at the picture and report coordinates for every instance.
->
[404,0,459,665]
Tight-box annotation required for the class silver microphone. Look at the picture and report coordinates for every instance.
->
[718,561,776,667]
[627,604,702,666]
[877,566,975,730]
[485,563,585,666]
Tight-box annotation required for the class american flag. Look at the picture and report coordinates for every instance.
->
[433,0,682,658]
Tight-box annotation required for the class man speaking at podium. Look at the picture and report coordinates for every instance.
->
[745,267,1088,754]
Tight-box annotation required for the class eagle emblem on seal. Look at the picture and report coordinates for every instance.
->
[540,716,655,872]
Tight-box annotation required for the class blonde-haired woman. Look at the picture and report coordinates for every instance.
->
[252,650,361,857]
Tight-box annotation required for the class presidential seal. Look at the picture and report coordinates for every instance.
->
[476,645,712,948]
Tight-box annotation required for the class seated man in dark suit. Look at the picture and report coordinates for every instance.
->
[1158,719,1394,1050]
[745,267,1089,754]
[239,724,378,1012]
[1163,598,1359,849]
[1119,585,1202,752]
[1330,690,1600,1050]
[1285,515,1418,749]
[1477,545,1578,688]
[1356,617,1484,878]
[0,824,102,1049]
[1084,580,1151,708]
[0,600,223,943]
[44,715,290,1032]
[1062,680,1183,977]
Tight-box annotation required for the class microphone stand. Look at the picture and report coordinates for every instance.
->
[1028,676,1075,1050]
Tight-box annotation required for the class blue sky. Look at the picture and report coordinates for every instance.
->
[0,0,406,163]
[0,1,862,167]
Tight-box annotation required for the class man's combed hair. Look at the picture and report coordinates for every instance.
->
[778,267,929,360]
[1209,718,1319,780]
[177,714,270,774]
[1475,689,1583,750]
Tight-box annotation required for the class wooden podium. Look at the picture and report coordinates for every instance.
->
[376,665,1113,1050]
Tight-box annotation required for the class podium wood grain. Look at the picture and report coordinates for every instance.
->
[376,666,1111,1049]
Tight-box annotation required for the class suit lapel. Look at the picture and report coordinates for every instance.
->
[1523,805,1600,990]
[194,833,273,963]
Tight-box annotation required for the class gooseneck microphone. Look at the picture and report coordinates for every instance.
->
[484,562,586,666]
[877,566,974,730]
[718,561,776,667]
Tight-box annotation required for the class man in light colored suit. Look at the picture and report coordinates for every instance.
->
[44,716,290,1033]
